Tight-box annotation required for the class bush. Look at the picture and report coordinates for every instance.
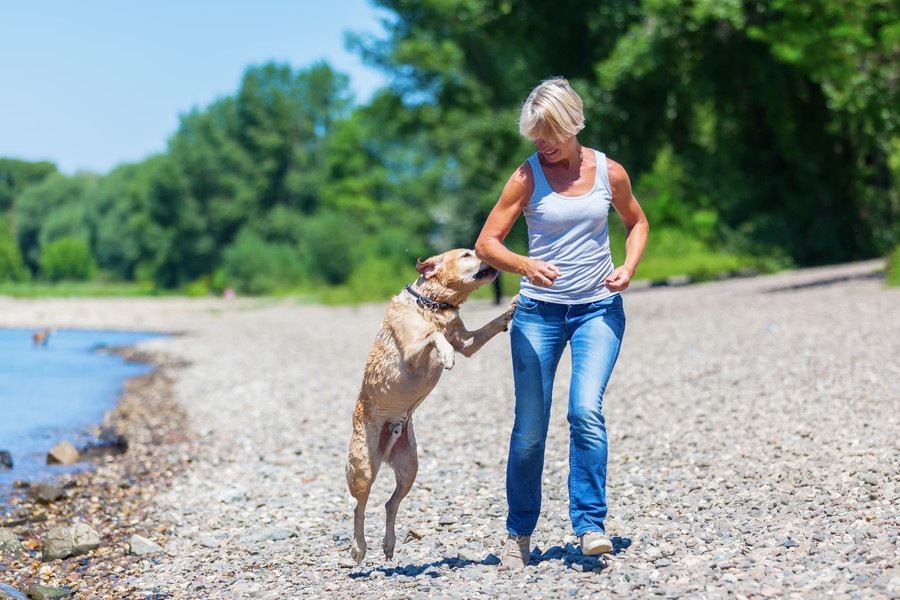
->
[221,230,305,295]
[299,213,363,285]
[887,245,900,287]
[39,237,96,281]
[0,236,30,282]
[0,222,30,282]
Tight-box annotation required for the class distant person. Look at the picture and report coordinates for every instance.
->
[475,77,649,569]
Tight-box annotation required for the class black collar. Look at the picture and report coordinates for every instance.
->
[404,284,458,312]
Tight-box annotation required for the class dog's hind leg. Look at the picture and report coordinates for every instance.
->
[383,421,418,559]
[346,415,381,564]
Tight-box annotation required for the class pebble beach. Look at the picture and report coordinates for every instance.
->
[1,259,898,599]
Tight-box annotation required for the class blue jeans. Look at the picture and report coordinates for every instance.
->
[506,293,626,537]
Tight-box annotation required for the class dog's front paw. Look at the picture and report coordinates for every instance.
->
[499,294,519,331]
[437,347,456,370]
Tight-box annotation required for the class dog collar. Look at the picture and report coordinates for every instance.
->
[404,284,458,312]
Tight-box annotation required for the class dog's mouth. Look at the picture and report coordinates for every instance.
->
[473,265,497,280]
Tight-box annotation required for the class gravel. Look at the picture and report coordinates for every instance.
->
[1,259,898,599]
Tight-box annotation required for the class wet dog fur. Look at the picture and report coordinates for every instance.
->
[346,248,517,563]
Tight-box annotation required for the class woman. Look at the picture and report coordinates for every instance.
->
[475,77,649,569]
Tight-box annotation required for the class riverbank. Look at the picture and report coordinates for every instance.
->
[1,261,898,599]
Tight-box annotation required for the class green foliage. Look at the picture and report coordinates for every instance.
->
[13,173,94,270]
[0,158,56,213]
[0,221,30,282]
[221,229,305,295]
[39,236,97,281]
[886,246,900,288]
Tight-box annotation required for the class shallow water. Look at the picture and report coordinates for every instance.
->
[0,328,163,496]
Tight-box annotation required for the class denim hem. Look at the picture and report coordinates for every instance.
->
[574,528,606,537]
[507,528,533,537]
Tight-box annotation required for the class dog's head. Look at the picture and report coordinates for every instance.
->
[415,249,497,298]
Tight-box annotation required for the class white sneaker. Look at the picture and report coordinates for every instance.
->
[579,532,613,555]
[498,534,531,569]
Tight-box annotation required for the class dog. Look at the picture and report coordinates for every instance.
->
[346,248,517,563]
[32,329,51,347]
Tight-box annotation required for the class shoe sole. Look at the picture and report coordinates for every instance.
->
[581,540,613,555]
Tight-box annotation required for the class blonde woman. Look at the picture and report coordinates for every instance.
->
[475,77,649,569]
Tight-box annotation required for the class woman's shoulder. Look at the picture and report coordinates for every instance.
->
[602,155,630,184]
[510,158,537,188]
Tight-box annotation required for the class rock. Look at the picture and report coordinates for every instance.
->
[79,437,128,460]
[0,450,12,470]
[23,587,71,600]
[12,480,30,489]
[0,528,25,555]
[457,548,480,562]
[30,483,65,504]
[247,527,294,543]
[46,442,80,466]
[129,534,164,555]
[41,523,100,561]
[0,584,28,600]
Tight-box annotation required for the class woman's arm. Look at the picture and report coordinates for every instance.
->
[605,158,649,292]
[475,163,561,288]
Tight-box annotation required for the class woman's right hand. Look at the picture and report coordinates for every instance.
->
[524,259,561,288]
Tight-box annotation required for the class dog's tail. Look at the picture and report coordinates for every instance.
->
[381,422,404,461]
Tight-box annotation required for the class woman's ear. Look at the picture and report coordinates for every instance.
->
[416,255,440,278]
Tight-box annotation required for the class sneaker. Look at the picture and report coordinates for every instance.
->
[579,532,613,555]
[498,533,531,570]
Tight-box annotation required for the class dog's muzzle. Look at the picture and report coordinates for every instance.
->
[474,266,497,280]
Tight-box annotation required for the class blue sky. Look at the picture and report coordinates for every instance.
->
[0,1,391,175]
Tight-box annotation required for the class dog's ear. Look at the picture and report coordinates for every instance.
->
[416,255,441,278]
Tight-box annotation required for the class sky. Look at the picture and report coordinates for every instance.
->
[0,1,391,175]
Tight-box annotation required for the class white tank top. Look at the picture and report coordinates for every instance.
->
[519,149,617,304]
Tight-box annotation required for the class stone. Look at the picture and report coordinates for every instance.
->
[79,437,128,460]
[128,534,164,555]
[46,442,80,466]
[23,587,72,600]
[0,584,27,600]
[30,483,65,504]
[0,450,12,470]
[41,523,100,561]
[0,528,25,555]
[247,527,294,543]
[457,548,480,562]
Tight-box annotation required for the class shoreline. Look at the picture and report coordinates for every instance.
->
[0,347,194,597]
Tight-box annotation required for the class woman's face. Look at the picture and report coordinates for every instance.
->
[533,135,576,163]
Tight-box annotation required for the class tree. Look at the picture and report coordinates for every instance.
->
[39,236,96,281]
[13,173,94,271]
[354,0,899,265]
[0,158,57,214]
[0,220,29,282]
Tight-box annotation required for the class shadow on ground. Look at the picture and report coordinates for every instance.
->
[349,536,632,578]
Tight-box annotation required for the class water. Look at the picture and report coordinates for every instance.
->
[0,328,164,497]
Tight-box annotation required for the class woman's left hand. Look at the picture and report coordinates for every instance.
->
[605,266,633,292]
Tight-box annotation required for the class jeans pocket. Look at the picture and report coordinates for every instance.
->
[515,294,541,314]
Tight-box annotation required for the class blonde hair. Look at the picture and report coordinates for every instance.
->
[518,77,585,144]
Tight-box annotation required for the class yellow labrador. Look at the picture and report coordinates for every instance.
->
[346,249,517,563]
